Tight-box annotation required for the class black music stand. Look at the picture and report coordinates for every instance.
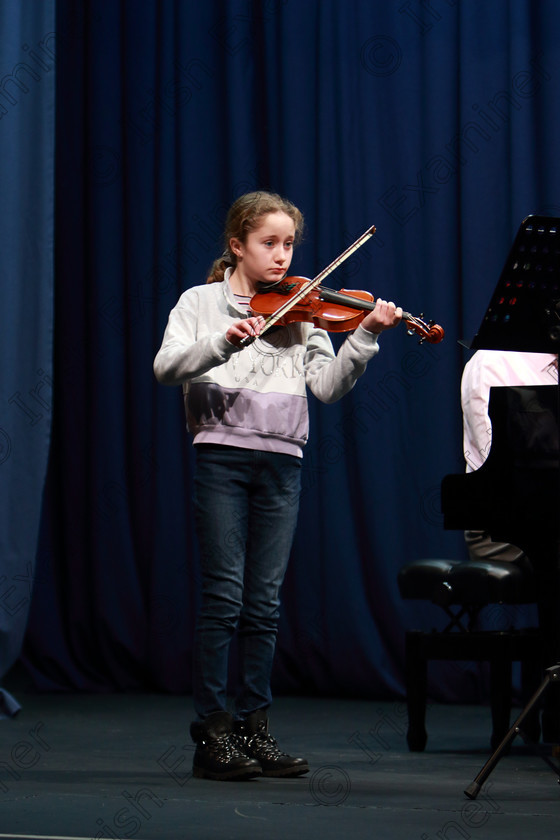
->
[469,214,560,355]
[465,665,560,799]
[463,214,560,799]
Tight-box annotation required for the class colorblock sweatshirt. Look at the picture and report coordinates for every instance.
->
[153,274,381,457]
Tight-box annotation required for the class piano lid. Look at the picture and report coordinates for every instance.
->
[470,215,560,354]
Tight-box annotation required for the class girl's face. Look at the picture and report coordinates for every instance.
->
[230,211,296,289]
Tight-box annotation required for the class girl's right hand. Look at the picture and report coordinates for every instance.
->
[226,316,266,347]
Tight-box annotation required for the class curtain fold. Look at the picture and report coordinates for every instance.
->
[20,0,560,703]
[0,0,55,711]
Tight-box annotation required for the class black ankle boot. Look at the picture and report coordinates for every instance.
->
[235,710,309,778]
[190,711,262,781]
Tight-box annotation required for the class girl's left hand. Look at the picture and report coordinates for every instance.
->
[361,299,402,334]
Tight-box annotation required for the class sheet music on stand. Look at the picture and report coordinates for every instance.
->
[470,214,560,354]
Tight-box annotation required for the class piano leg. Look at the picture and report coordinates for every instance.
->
[404,630,428,751]
[489,649,513,749]
[520,654,543,743]
[489,632,545,748]
[542,552,560,743]
[525,537,560,743]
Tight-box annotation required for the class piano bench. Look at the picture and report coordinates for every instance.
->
[398,557,542,751]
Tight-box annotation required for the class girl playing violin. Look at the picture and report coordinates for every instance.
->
[153,190,402,781]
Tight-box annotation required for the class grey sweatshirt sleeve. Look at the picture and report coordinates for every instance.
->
[153,290,238,386]
[304,323,380,404]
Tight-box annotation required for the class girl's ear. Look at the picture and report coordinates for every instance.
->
[230,238,243,259]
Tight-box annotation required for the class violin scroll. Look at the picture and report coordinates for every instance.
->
[403,312,445,344]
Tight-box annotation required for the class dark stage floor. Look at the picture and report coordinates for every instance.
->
[0,690,558,840]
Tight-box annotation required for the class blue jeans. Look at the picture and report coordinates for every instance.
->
[192,444,302,719]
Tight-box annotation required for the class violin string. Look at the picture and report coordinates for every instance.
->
[307,285,419,331]
[309,290,440,342]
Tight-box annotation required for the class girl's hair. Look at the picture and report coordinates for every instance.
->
[207,191,304,283]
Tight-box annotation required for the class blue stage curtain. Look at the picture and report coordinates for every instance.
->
[21,0,560,703]
[0,0,55,713]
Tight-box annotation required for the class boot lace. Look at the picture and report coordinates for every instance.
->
[206,733,247,762]
[245,725,288,760]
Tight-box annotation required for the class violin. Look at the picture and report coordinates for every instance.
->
[249,277,444,344]
[241,225,444,346]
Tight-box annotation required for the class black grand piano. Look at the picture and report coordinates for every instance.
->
[441,215,560,742]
